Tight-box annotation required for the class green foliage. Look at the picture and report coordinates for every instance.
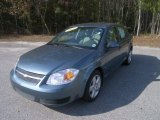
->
[0,0,159,34]
[142,0,160,13]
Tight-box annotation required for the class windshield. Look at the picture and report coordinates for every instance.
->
[50,27,104,48]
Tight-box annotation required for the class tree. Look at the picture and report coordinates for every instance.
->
[137,0,142,36]
[0,0,159,35]
[142,0,160,34]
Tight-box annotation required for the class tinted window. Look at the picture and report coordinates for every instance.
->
[117,27,126,39]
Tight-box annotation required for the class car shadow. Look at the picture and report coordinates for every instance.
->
[48,54,160,116]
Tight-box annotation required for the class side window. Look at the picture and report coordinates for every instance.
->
[105,27,119,48]
[107,27,118,42]
[117,27,126,39]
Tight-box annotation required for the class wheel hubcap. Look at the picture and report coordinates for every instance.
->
[89,75,101,99]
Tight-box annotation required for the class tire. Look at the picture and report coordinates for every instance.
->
[124,50,132,65]
[83,70,102,102]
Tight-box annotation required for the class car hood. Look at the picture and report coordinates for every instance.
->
[17,44,95,75]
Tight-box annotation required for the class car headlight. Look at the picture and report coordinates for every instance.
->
[46,69,79,85]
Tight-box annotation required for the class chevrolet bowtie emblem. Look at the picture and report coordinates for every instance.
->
[23,73,28,78]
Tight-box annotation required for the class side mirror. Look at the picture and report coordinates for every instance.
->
[106,40,119,48]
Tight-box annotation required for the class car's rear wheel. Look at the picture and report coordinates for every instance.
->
[83,70,102,102]
[124,50,132,65]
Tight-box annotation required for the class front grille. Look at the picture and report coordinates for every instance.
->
[15,67,45,85]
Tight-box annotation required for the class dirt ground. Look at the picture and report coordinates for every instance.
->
[0,35,53,42]
[133,35,160,48]
[0,34,160,48]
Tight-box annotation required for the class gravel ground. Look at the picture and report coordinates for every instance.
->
[0,42,160,120]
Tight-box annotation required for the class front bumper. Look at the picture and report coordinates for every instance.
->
[10,69,81,106]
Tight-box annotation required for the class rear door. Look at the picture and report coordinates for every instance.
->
[116,26,129,60]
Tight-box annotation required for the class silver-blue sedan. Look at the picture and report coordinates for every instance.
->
[10,23,133,106]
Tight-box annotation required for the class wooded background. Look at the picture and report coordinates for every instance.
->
[0,0,160,36]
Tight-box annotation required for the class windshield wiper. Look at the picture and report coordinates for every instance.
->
[59,43,83,49]
[48,42,82,49]
[69,45,83,49]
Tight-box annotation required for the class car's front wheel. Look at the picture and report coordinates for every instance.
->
[83,70,102,102]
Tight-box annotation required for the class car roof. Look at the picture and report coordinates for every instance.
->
[70,22,116,28]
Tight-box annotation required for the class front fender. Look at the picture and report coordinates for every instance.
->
[78,60,101,97]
